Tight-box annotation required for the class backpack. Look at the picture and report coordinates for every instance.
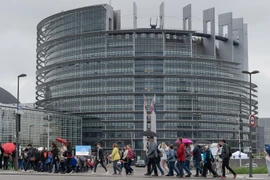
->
[133,151,137,159]
[228,145,232,157]
[157,148,163,157]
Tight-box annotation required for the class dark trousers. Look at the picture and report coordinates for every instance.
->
[25,159,36,171]
[51,159,59,172]
[222,158,236,176]
[66,158,72,173]
[151,157,164,175]
[203,161,218,177]
[193,160,202,175]
[177,161,185,177]
[60,160,66,173]
[147,158,158,175]
[113,160,121,174]
[168,161,179,176]
[124,163,129,175]
[127,159,133,174]
[94,160,107,172]
[183,160,191,174]
[0,155,2,169]
[3,157,9,170]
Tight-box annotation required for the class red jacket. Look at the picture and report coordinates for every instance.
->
[177,143,185,161]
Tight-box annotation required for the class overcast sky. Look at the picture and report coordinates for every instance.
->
[0,0,269,117]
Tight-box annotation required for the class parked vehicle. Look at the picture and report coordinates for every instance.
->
[135,159,146,167]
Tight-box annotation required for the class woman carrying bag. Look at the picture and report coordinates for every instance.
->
[109,143,122,175]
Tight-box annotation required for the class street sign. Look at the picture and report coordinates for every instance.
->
[249,114,256,127]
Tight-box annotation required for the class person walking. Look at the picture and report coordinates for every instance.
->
[24,144,36,171]
[158,142,169,173]
[109,143,122,175]
[66,141,73,173]
[220,139,237,179]
[176,138,185,178]
[59,142,67,174]
[126,144,134,175]
[166,144,179,176]
[193,143,202,177]
[121,146,129,175]
[216,144,223,175]
[91,143,109,175]
[201,145,219,178]
[183,143,192,177]
[264,149,270,177]
[51,143,59,173]
[145,136,158,176]
[151,147,164,176]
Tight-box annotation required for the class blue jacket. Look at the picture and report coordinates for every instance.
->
[203,148,213,164]
[166,149,176,162]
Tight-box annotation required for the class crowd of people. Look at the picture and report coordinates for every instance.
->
[2,137,270,178]
[0,142,95,173]
[143,137,237,179]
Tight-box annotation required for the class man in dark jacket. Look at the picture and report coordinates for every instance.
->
[193,143,202,177]
[91,143,109,174]
[24,144,36,171]
[220,139,237,179]
[145,136,158,176]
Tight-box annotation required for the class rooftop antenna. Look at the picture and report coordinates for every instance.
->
[150,17,158,29]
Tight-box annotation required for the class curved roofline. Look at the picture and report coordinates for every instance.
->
[0,87,18,104]
[37,4,110,29]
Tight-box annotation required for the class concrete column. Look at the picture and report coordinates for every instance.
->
[183,4,192,30]
[160,2,165,29]
[218,12,233,61]
[203,8,216,58]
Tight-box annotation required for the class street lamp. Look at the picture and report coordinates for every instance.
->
[29,125,34,144]
[15,73,27,171]
[44,114,52,150]
[241,70,259,178]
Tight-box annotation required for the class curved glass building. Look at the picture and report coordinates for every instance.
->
[36,3,258,154]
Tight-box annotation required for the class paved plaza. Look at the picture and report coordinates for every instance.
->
[0,167,268,180]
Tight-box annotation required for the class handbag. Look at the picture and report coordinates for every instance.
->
[29,157,35,161]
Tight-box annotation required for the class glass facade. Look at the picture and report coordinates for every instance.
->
[36,4,258,153]
[0,104,82,148]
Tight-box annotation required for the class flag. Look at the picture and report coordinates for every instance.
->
[143,95,147,151]
[150,94,156,133]
[143,95,147,131]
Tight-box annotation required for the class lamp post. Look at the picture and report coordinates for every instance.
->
[237,113,242,167]
[29,125,34,144]
[15,73,27,171]
[44,114,52,150]
[242,70,259,178]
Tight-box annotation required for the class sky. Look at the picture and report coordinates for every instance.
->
[0,0,269,117]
